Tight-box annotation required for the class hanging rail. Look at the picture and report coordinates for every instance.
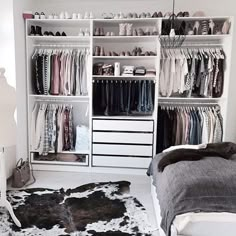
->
[33,44,90,48]
[158,101,220,106]
[34,98,89,103]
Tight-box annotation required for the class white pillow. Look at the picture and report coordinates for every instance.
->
[163,144,207,153]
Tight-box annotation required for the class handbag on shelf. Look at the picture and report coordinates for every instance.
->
[11,158,31,188]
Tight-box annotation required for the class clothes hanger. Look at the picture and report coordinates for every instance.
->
[32,49,38,59]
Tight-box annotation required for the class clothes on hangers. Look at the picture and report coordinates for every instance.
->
[30,103,74,155]
[93,79,155,116]
[156,105,223,153]
[159,48,225,98]
[32,48,90,96]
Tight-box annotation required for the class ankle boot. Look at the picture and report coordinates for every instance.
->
[30,26,36,36]
[100,47,106,56]
[35,26,42,36]
[94,46,101,56]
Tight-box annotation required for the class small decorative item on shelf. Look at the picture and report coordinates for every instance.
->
[34,12,40,19]
[159,0,186,48]
[134,66,146,76]
[122,66,135,76]
[23,11,33,19]
[114,62,121,76]
[102,64,114,75]
[93,63,104,75]
[146,68,156,77]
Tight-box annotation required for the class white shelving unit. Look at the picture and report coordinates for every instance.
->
[25,16,233,173]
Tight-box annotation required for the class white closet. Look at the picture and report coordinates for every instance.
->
[25,16,233,173]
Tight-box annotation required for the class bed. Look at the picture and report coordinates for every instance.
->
[148,147,236,236]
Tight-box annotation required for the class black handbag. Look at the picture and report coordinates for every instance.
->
[11,158,31,188]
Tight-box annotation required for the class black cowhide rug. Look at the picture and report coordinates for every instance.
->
[0,181,153,235]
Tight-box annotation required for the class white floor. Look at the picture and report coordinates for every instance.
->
[23,170,159,235]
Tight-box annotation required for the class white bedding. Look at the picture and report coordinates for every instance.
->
[151,181,236,236]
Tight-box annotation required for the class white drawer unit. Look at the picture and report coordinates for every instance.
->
[93,119,154,132]
[92,119,154,168]
[93,144,153,157]
[93,132,153,144]
[93,155,152,169]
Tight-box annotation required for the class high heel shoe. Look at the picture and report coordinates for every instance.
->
[179,21,186,35]
[35,26,42,36]
[222,19,231,34]
[208,19,215,35]
[201,20,209,35]
[30,25,36,35]
[119,23,127,36]
[193,21,200,35]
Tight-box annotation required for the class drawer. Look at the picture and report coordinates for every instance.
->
[93,144,153,157]
[93,132,153,144]
[93,119,154,132]
[93,155,152,168]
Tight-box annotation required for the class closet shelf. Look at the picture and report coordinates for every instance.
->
[92,115,155,120]
[93,35,159,43]
[158,97,226,103]
[163,16,231,21]
[30,150,90,155]
[26,19,91,27]
[93,56,157,59]
[93,18,159,24]
[29,95,90,99]
[31,160,88,166]
[92,75,157,79]
[160,35,231,45]
[27,36,91,42]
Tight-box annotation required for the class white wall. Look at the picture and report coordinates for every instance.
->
[0,0,15,87]
[13,0,33,160]
[13,0,236,160]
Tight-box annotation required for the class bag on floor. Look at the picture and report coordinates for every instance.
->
[11,158,30,188]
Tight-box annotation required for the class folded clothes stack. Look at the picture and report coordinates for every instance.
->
[134,66,146,76]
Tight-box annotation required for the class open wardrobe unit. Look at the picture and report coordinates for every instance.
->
[25,16,233,173]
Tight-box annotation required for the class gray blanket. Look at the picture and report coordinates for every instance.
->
[147,153,236,236]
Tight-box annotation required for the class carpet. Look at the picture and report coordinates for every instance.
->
[0,181,153,235]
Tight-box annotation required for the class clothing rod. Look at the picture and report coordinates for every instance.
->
[162,44,223,48]
[35,99,89,103]
[33,44,90,48]
[158,101,219,106]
